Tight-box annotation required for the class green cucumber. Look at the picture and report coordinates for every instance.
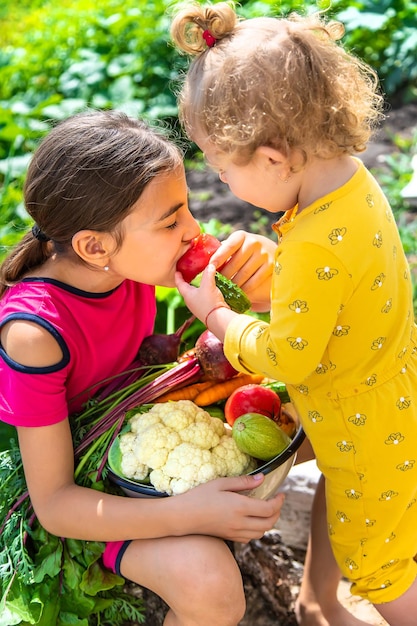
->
[214,272,251,314]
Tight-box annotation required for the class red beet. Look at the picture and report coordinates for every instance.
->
[138,316,195,365]
[194,330,238,382]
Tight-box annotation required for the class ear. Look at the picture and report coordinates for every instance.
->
[72,230,112,268]
[255,145,293,180]
[256,145,288,166]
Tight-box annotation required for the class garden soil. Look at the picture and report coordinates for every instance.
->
[125,103,416,626]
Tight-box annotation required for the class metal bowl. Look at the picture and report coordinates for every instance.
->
[107,419,305,500]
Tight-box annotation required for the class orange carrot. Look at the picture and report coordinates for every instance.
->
[194,373,264,406]
[154,380,215,403]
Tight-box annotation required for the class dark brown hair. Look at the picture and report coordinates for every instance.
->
[0,110,182,296]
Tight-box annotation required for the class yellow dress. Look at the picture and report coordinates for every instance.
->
[224,159,417,603]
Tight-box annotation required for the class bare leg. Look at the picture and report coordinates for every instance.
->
[120,534,246,626]
[295,473,373,626]
[374,576,417,626]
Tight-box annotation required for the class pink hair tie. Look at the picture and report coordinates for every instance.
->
[202,29,216,48]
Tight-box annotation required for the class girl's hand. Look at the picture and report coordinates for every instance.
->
[211,231,276,312]
[175,473,285,543]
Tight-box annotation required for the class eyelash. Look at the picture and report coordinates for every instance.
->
[166,220,179,230]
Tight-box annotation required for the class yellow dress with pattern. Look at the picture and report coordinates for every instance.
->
[224,159,417,603]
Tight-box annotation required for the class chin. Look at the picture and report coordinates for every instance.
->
[159,277,177,289]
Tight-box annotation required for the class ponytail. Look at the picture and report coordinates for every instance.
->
[0,232,51,298]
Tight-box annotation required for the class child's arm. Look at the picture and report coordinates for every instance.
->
[17,420,284,543]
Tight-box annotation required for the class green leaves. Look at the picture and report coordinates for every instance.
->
[1,358,204,624]
[1,517,145,624]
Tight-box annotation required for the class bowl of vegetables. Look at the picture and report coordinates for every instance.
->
[107,392,305,501]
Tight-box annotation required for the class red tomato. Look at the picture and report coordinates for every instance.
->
[177,233,221,283]
[224,384,281,426]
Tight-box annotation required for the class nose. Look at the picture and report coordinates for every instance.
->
[184,211,201,242]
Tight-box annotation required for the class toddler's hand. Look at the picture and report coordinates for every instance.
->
[175,263,225,325]
[210,231,275,311]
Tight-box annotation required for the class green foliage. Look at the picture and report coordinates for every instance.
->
[0,0,416,239]
[239,0,417,101]
[329,0,417,102]
[0,0,183,119]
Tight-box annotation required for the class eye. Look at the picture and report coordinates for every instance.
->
[166,220,179,230]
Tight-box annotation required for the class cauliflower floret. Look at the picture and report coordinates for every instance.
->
[120,453,149,481]
[164,443,218,482]
[179,412,222,449]
[134,422,181,468]
[169,477,199,496]
[156,399,197,431]
[129,410,161,434]
[118,432,149,480]
[149,442,219,495]
[149,468,172,494]
[212,434,257,476]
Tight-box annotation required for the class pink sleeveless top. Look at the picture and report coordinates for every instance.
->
[0,278,156,426]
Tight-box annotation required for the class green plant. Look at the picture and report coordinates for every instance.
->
[238,0,417,100]
[371,151,415,216]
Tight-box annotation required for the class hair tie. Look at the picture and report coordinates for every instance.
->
[204,302,231,327]
[32,224,51,242]
[202,29,216,48]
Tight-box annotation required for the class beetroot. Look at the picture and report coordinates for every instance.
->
[138,316,195,365]
[194,330,238,382]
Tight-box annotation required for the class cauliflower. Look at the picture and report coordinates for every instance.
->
[118,400,255,495]
[119,431,149,481]
[133,422,181,468]
[212,433,258,476]
[179,409,224,449]
[151,443,219,495]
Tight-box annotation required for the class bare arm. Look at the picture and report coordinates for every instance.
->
[7,320,283,544]
[18,421,284,543]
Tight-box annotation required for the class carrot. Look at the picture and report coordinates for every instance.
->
[194,373,264,406]
[154,380,216,403]
[278,402,298,437]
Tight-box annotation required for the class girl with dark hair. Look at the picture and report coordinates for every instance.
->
[0,109,284,626]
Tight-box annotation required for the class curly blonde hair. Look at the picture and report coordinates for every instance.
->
[171,1,384,164]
